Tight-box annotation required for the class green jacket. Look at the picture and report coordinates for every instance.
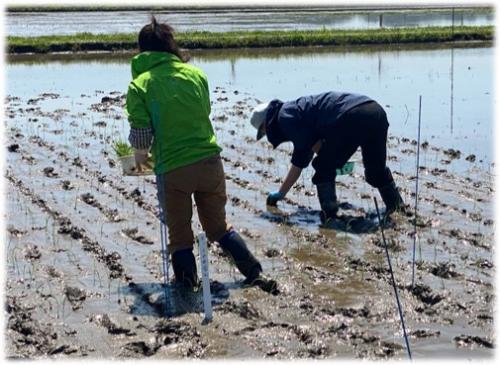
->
[126,51,222,175]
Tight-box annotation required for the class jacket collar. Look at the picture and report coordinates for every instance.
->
[131,51,182,79]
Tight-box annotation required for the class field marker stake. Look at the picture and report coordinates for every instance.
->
[198,232,213,324]
[157,182,171,317]
[412,95,422,289]
[374,197,412,360]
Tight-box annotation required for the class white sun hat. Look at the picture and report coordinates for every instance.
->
[250,102,270,140]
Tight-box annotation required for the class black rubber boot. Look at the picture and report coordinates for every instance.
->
[171,248,198,288]
[316,182,338,224]
[219,230,278,295]
[378,181,405,215]
[218,230,262,282]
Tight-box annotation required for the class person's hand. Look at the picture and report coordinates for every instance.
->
[266,191,285,206]
[134,149,152,172]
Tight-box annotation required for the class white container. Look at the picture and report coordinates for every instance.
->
[118,155,136,175]
[119,155,155,176]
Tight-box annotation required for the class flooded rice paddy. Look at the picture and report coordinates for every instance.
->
[5,45,494,359]
[7,8,494,36]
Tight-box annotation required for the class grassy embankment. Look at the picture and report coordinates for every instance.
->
[7,26,494,54]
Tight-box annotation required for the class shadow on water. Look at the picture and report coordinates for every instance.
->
[261,203,388,234]
[121,280,234,318]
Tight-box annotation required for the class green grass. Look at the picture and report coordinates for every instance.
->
[7,26,494,54]
[112,140,134,158]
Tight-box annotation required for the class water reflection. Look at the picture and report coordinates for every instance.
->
[7,8,494,36]
[7,44,493,170]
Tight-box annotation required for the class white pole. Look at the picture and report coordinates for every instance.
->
[197,232,213,323]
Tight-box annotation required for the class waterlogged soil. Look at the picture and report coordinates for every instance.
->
[4,85,494,359]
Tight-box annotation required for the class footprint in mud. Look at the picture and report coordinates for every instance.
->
[65,286,87,310]
[42,167,58,178]
[122,228,154,245]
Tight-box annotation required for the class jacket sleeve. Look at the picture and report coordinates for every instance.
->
[128,127,153,150]
[199,71,211,115]
[126,81,151,129]
[291,146,314,169]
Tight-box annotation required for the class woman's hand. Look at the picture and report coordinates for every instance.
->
[134,149,152,172]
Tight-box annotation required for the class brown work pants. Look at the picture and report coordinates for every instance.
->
[156,154,230,254]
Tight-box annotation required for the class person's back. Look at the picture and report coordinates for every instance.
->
[128,51,221,175]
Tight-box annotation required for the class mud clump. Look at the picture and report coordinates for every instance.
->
[454,335,493,349]
[264,248,282,258]
[80,192,124,222]
[411,329,441,338]
[8,226,26,237]
[218,300,260,320]
[122,228,154,245]
[8,143,20,152]
[90,314,134,335]
[24,245,42,261]
[407,284,444,305]
[120,319,206,358]
[466,154,476,162]
[430,262,462,279]
[42,167,59,178]
[65,286,87,310]
[6,296,72,358]
[443,148,461,159]
[120,341,159,357]
[61,180,74,191]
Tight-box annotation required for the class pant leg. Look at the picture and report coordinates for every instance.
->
[358,102,393,188]
[157,166,197,254]
[192,155,231,242]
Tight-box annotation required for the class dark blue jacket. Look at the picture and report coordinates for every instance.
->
[265,91,372,168]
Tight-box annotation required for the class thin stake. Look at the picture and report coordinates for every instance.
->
[374,197,412,360]
[152,100,170,316]
[157,176,170,317]
[412,96,422,288]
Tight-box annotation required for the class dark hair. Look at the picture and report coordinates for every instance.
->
[138,16,190,62]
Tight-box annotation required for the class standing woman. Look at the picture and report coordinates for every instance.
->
[126,17,275,292]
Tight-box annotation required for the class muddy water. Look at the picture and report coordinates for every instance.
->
[5,45,494,359]
[7,8,494,36]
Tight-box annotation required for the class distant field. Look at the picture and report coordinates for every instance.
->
[7,26,494,54]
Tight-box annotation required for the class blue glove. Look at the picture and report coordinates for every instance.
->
[267,191,285,206]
